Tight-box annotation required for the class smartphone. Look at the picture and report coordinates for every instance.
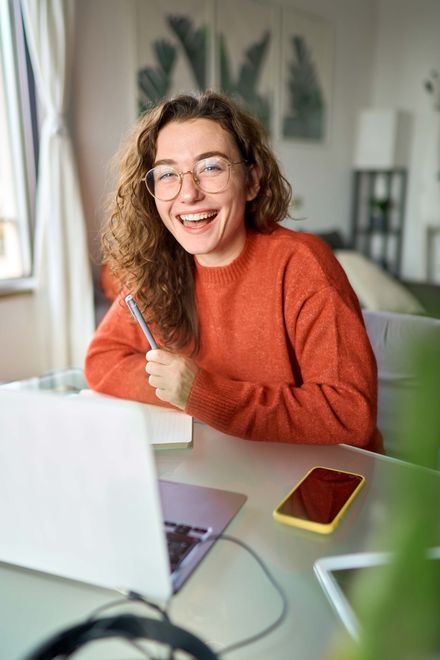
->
[272,466,365,534]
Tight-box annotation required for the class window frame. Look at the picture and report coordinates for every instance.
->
[0,0,38,294]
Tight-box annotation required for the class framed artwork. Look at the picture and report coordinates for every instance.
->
[136,0,211,113]
[216,0,276,134]
[280,8,333,142]
[135,1,334,144]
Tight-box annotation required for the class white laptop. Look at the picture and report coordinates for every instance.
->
[0,389,246,602]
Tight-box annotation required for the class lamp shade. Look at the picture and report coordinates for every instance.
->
[353,109,411,169]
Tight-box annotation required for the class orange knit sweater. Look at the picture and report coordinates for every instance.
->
[84,228,383,453]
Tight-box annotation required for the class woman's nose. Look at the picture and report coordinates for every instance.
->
[179,170,203,201]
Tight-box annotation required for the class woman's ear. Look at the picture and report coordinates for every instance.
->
[245,164,261,202]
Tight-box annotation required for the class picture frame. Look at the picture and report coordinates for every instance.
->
[280,8,333,143]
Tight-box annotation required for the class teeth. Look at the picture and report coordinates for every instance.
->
[179,211,217,222]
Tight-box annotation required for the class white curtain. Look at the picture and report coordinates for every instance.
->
[21,0,95,369]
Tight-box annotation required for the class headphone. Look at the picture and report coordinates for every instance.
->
[25,613,219,660]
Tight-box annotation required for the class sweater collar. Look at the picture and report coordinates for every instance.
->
[193,230,259,285]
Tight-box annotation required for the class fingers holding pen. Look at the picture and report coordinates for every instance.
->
[145,349,197,410]
[146,349,176,366]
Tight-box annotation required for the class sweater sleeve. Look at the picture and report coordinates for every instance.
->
[186,287,380,449]
[83,295,175,409]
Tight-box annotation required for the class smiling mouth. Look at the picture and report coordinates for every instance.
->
[177,210,218,227]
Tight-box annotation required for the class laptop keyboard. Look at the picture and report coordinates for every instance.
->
[164,520,211,573]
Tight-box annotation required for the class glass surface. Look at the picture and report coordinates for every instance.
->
[277,467,363,524]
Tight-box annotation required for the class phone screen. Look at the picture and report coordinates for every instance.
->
[276,467,364,524]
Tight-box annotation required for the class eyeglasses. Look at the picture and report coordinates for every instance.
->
[144,156,246,201]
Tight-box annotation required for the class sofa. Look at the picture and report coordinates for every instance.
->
[363,309,440,462]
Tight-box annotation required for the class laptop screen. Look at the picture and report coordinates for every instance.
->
[0,389,173,601]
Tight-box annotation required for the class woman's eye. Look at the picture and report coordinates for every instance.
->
[158,170,177,182]
[199,160,224,175]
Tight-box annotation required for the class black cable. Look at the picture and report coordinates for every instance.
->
[87,591,171,624]
[86,592,173,659]
[126,590,172,623]
[83,533,288,658]
[124,592,174,660]
[80,615,154,659]
[86,596,133,623]
[200,534,289,656]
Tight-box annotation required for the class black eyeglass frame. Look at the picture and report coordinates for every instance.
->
[143,157,247,201]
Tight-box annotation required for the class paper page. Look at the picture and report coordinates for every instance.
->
[140,403,193,449]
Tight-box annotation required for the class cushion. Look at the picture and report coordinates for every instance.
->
[334,250,425,315]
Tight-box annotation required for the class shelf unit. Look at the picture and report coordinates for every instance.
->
[350,168,408,277]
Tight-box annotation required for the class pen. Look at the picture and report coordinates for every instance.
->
[125,294,158,349]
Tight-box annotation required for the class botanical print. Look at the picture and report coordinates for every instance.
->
[135,2,333,143]
[136,0,209,113]
[283,34,325,140]
[217,0,275,134]
[281,9,333,142]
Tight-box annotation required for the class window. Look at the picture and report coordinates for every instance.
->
[0,0,38,289]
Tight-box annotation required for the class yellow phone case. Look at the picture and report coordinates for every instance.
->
[272,466,365,534]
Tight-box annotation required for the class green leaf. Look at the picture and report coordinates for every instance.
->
[237,30,270,95]
[137,39,177,112]
[219,32,272,132]
[167,14,207,89]
[154,39,177,76]
[283,35,325,139]
[219,35,234,94]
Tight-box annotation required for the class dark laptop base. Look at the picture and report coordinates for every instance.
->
[159,480,247,593]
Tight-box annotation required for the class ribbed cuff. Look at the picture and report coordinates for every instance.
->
[186,368,243,434]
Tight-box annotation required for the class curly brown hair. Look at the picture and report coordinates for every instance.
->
[102,89,292,352]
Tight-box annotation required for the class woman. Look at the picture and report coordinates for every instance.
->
[85,90,383,453]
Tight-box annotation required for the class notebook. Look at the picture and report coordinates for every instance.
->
[0,389,246,602]
[140,403,193,449]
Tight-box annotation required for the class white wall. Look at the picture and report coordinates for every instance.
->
[0,293,48,381]
[369,0,440,280]
[72,0,138,275]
